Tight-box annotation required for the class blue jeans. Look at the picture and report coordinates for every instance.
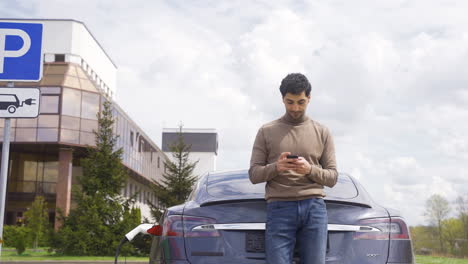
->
[265,198,328,264]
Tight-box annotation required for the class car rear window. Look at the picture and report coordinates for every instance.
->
[207,171,265,198]
[207,171,358,199]
[324,175,358,199]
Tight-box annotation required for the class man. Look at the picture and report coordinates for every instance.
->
[249,73,338,264]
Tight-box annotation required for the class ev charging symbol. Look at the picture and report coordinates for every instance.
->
[0,28,32,74]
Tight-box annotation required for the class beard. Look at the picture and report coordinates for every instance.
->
[287,111,304,120]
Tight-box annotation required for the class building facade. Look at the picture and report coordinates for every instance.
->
[0,19,166,229]
[162,128,218,178]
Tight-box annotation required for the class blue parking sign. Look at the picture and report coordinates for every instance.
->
[0,22,43,82]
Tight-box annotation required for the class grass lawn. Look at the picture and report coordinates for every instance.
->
[416,255,468,264]
[0,248,148,261]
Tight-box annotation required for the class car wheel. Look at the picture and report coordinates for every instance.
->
[7,105,16,114]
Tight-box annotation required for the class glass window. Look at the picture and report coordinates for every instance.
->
[23,159,38,181]
[62,88,81,117]
[80,131,95,146]
[63,76,81,89]
[324,175,358,199]
[61,115,80,130]
[40,75,64,86]
[76,67,88,79]
[0,118,17,128]
[37,161,44,182]
[55,54,65,62]
[80,78,98,92]
[81,92,100,120]
[18,181,36,193]
[38,115,59,128]
[44,64,67,75]
[0,128,16,141]
[60,129,79,144]
[43,161,58,182]
[207,172,267,198]
[66,65,78,76]
[16,118,38,127]
[72,166,83,185]
[40,87,61,94]
[42,182,56,194]
[39,95,60,114]
[37,128,58,142]
[80,119,98,133]
[15,128,37,142]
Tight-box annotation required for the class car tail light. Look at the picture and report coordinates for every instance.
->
[162,215,220,237]
[147,224,163,236]
[353,217,410,240]
[388,217,410,240]
[162,215,184,237]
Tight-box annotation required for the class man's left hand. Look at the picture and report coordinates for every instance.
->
[292,157,312,175]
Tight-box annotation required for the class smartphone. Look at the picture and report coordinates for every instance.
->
[287,155,299,159]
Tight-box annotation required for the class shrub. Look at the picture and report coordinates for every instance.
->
[3,225,31,255]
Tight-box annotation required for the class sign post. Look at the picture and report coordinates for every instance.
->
[0,21,43,257]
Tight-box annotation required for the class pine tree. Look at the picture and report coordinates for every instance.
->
[149,125,198,220]
[24,196,49,249]
[54,101,141,256]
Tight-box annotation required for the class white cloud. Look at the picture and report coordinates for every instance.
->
[4,0,468,226]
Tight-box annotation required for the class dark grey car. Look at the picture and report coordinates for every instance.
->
[149,170,414,264]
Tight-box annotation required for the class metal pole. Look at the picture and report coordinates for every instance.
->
[0,82,14,257]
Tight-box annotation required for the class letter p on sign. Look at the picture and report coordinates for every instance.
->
[0,21,43,82]
[0,28,31,73]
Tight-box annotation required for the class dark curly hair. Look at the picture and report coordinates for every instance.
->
[279,73,312,97]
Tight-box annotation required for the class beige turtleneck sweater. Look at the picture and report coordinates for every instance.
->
[249,114,338,201]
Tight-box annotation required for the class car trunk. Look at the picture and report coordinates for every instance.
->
[182,199,390,264]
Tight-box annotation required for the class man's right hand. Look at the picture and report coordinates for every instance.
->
[276,152,298,172]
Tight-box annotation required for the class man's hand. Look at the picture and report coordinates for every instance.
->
[292,157,312,175]
[276,152,298,172]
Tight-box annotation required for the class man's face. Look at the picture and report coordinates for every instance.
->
[283,91,310,120]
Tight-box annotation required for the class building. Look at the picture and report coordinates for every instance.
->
[162,128,218,177]
[0,19,166,229]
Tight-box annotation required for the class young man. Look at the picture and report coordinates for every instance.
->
[249,73,338,264]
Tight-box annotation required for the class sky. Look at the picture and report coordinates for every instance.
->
[1,0,468,226]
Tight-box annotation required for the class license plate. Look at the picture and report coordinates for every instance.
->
[246,231,265,253]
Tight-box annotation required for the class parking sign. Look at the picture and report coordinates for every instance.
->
[0,22,43,82]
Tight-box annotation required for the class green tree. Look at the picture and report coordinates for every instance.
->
[24,195,49,248]
[455,195,468,257]
[424,194,451,253]
[3,225,30,255]
[442,218,464,256]
[410,225,437,254]
[149,125,198,221]
[53,101,141,256]
[456,195,468,240]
